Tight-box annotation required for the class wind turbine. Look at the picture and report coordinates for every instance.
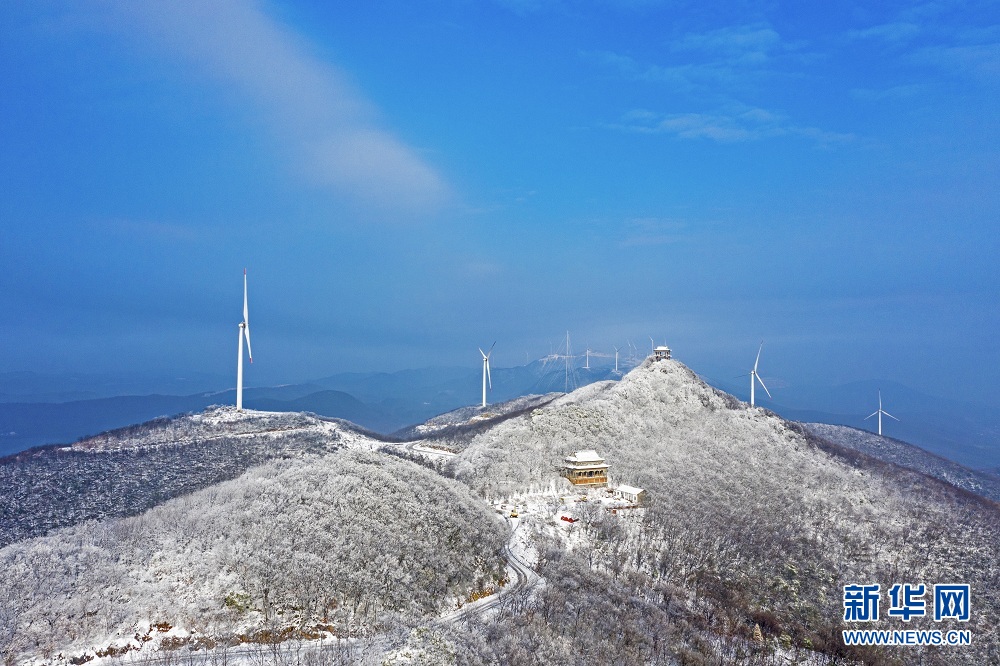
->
[612,346,620,374]
[865,390,899,436]
[747,341,770,407]
[479,342,495,408]
[236,269,253,411]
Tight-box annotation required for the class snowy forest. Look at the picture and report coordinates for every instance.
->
[1,360,998,665]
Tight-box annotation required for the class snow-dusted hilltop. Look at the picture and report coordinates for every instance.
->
[392,393,561,442]
[445,358,999,664]
[68,406,370,452]
[0,407,379,548]
[1,449,505,664]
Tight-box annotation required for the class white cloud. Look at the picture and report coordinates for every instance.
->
[590,22,807,96]
[911,41,1000,80]
[108,1,449,213]
[845,10,1000,82]
[671,22,784,62]
[847,22,921,43]
[614,106,854,145]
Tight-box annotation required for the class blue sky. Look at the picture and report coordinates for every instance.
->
[1,0,998,404]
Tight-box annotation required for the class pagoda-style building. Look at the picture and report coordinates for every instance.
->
[559,450,609,487]
[653,345,671,361]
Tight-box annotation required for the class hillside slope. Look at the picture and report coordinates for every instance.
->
[0,449,506,665]
[804,422,1000,503]
[0,407,379,548]
[446,359,1000,665]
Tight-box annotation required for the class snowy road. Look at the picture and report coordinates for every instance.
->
[400,440,457,457]
[435,516,541,626]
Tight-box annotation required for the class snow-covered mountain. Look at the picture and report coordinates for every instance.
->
[803,422,1000,503]
[445,359,999,664]
[1,359,997,665]
[0,408,383,548]
[391,393,561,441]
[0,411,505,664]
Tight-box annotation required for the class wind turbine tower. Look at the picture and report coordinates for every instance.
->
[236,269,253,411]
[565,331,573,392]
[479,342,495,408]
[865,390,899,436]
[748,341,771,407]
[612,346,620,374]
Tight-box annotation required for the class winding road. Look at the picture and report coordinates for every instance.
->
[436,515,541,626]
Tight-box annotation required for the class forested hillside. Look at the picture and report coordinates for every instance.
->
[0,408,379,548]
[803,422,1000,503]
[0,450,506,664]
[444,359,1000,665]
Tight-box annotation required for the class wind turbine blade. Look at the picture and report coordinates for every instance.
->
[244,326,253,363]
[864,411,878,420]
[488,341,496,358]
[479,347,486,359]
[883,410,900,421]
[756,374,771,399]
[486,359,492,389]
[243,269,249,324]
[754,341,763,373]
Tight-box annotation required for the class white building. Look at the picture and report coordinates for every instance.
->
[614,484,646,504]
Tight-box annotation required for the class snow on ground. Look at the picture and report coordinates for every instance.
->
[804,422,1000,503]
[407,442,457,457]
[398,393,560,438]
[67,406,381,454]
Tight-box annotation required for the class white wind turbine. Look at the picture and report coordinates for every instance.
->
[236,269,253,411]
[479,342,495,408]
[747,341,771,407]
[865,390,899,436]
[612,345,621,374]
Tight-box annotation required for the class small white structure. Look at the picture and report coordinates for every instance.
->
[653,345,671,361]
[614,484,646,504]
[559,450,609,487]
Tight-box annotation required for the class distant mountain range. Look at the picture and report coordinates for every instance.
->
[0,361,626,457]
[2,361,998,473]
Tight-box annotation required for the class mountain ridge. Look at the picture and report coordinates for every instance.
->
[1,359,998,664]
